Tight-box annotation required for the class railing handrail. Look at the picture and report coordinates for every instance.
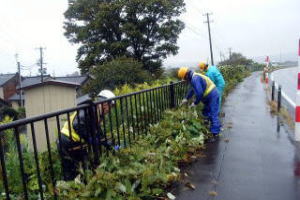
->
[94,81,184,104]
[0,81,184,132]
[0,104,90,131]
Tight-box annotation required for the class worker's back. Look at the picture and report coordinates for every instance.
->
[205,66,225,89]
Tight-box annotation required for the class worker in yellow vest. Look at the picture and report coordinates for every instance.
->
[178,67,221,142]
[57,90,115,180]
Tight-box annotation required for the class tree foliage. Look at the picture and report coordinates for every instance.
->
[85,57,151,96]
[64,0,185,76]
[219,52,254,66]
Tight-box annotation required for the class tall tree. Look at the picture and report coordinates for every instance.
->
[64,0,185,75]
[219,52,254,66]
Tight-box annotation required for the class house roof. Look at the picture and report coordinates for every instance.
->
[55,76,88,86]
[0,73,17,86]
[21,79,80,90]
[19,75,52,89]
[8,93,24,101]
[18,75,88,89]
[76,94,92,105]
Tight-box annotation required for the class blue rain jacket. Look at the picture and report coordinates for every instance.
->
[185,71,221,134]
[186,71,216,105]
[205,66,225,93]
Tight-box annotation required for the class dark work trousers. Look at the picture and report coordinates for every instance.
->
[202,89,221,135]
[57,135,88,181]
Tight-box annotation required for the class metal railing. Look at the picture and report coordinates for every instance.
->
[0,81,188,200]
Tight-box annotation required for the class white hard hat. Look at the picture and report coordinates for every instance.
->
[97,90,115,101]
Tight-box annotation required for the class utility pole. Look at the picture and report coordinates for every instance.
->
[37,47,46,82]
[15,54,24,107]
[219,52,223,63]
[204,13,214,66]
[228,48,232,59]
[17,62,24,107]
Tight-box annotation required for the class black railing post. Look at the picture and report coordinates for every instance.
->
[0,135,10,200]
[88,105,100,166]
[169,82,175,108]
[271,81,275,101]
[14,127,29,200]
[278,85,281,112]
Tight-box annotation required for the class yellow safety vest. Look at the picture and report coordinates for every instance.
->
[61,112,82,142]
[193,73,216,97]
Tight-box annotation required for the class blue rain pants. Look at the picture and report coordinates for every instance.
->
[202,88,221,135]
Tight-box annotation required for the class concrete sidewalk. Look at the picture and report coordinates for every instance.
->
[174,72,300,200]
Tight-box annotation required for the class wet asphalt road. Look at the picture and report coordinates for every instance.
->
[174,72,300,200]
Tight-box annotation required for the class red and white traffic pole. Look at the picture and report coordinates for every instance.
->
[296,39,300,141]
[264,56,270,84]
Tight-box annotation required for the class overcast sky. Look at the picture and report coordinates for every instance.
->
[0,0,299,76]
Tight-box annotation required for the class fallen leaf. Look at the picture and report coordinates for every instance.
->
[167,192,176,200]
[224,138,230,143]
[191,155,197,160]
[227,122,233,129]
[208,191,218,196]
[211,180,218,185]
[185,182,196,190]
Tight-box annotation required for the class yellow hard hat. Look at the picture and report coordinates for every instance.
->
[178,67,189,80]
[199,62,207,70]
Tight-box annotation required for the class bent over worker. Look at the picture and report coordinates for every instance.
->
[178,67,221,142]
[199,62,225,111]
[57,90,115,181]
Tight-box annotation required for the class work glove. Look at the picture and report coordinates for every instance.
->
[180,98,188,106]
[189,103,196,108]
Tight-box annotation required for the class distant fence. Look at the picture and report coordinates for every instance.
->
[0,81,188,200]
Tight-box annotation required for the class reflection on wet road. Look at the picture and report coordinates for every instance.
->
[175,72,300,200]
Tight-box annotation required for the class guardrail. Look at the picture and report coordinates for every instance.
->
[0,81,188,200]
[269,74,296,120]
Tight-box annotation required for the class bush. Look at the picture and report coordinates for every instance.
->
[56,107,210,199]
[85,57,152,97]
[0,106,19,120]
[17,107,26,119]
[113,78,173,96]
[219,65,249,98]
[164,67,180,80]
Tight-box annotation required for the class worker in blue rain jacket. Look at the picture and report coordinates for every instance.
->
[199,62,225,111]
[57,90,115,181]
[178,67,221,142]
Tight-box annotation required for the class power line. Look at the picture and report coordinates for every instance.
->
[185,24,207,39]
[21,63,36,68]
[188,0,203,13]
[185,23,224,52]
[184,23,225,64]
